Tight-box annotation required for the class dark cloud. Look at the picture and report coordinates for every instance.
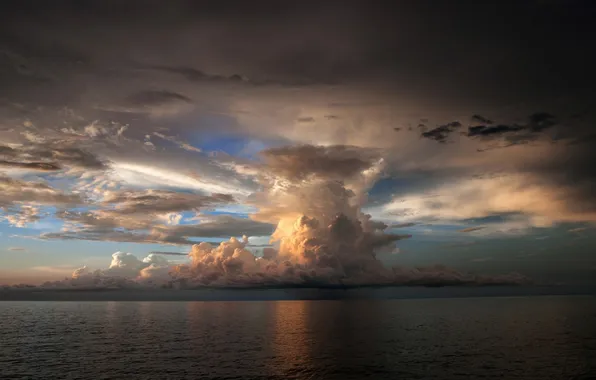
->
[471,114,493,124]
[421,121,462,143]
[0,160,61,171]
[2,0,594,103]
[0,176,82,209]
[147,65,210,81]
[101,190,234,215]
[45,147,107,169]
[152,216,275,239]
[1,143,108,171]
[390,222,417,228]
[141,64,253,84]
[43,214,275,246]
[421,112,559,146]
[40,230,195,246]
[466,112,559,147]
[261,144,381,181]
[45,190,244,245]
[467,124,525,137]
[126,90,192,106]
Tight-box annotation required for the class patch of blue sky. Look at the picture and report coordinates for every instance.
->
[175,211,199,225]
[368,177,407,197]
[200,204,258,219]
[366,179,405,207]
[191,129,288,160]
[459,212,523,225]
[201,210,251,218]
[176,207,255,224]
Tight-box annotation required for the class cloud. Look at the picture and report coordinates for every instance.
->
[151,215,275,240]
[36,252,175,288]
[100,189,234,216]
[471,114,493,124]
[368,173,596,230]
[1,127,538,288]
[260,144,382,181]
[390,222,417,228]
[108,161,253,197]
[43,211,273,245]
[152,132,202,153]
[142,65,251,84]
[3,205,40,227]
[47,148,107,170]
[36,142,417,287]
[467,124,525,137]
[0,176,82,209]
[126,90,192,106]
[417,112,559,151]
[105,252,149,277]
[458,226,486,233]
[421,121,462,143]
[40,229,195,245]
[0,2,593,288]
[0,160,62,171]
[12,242,527,290]
[0,143,108,172]
[467,112,558,147]
[39,190,249,245]
[141,65,212,81]
[568,227,589,233]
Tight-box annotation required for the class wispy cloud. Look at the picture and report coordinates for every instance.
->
[7,247,27,252]
[459,227,486,233]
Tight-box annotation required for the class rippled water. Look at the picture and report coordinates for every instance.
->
[1,296,595,379]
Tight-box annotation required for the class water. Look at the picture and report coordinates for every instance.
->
[1,296,595,379]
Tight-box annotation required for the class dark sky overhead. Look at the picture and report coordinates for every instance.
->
[1,0,595,287]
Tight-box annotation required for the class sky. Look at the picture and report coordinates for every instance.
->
[1,0,596,287]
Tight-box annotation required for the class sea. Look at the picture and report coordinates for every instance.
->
[1,293,595,379]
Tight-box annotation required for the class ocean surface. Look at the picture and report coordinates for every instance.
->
[1,295,595,379]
